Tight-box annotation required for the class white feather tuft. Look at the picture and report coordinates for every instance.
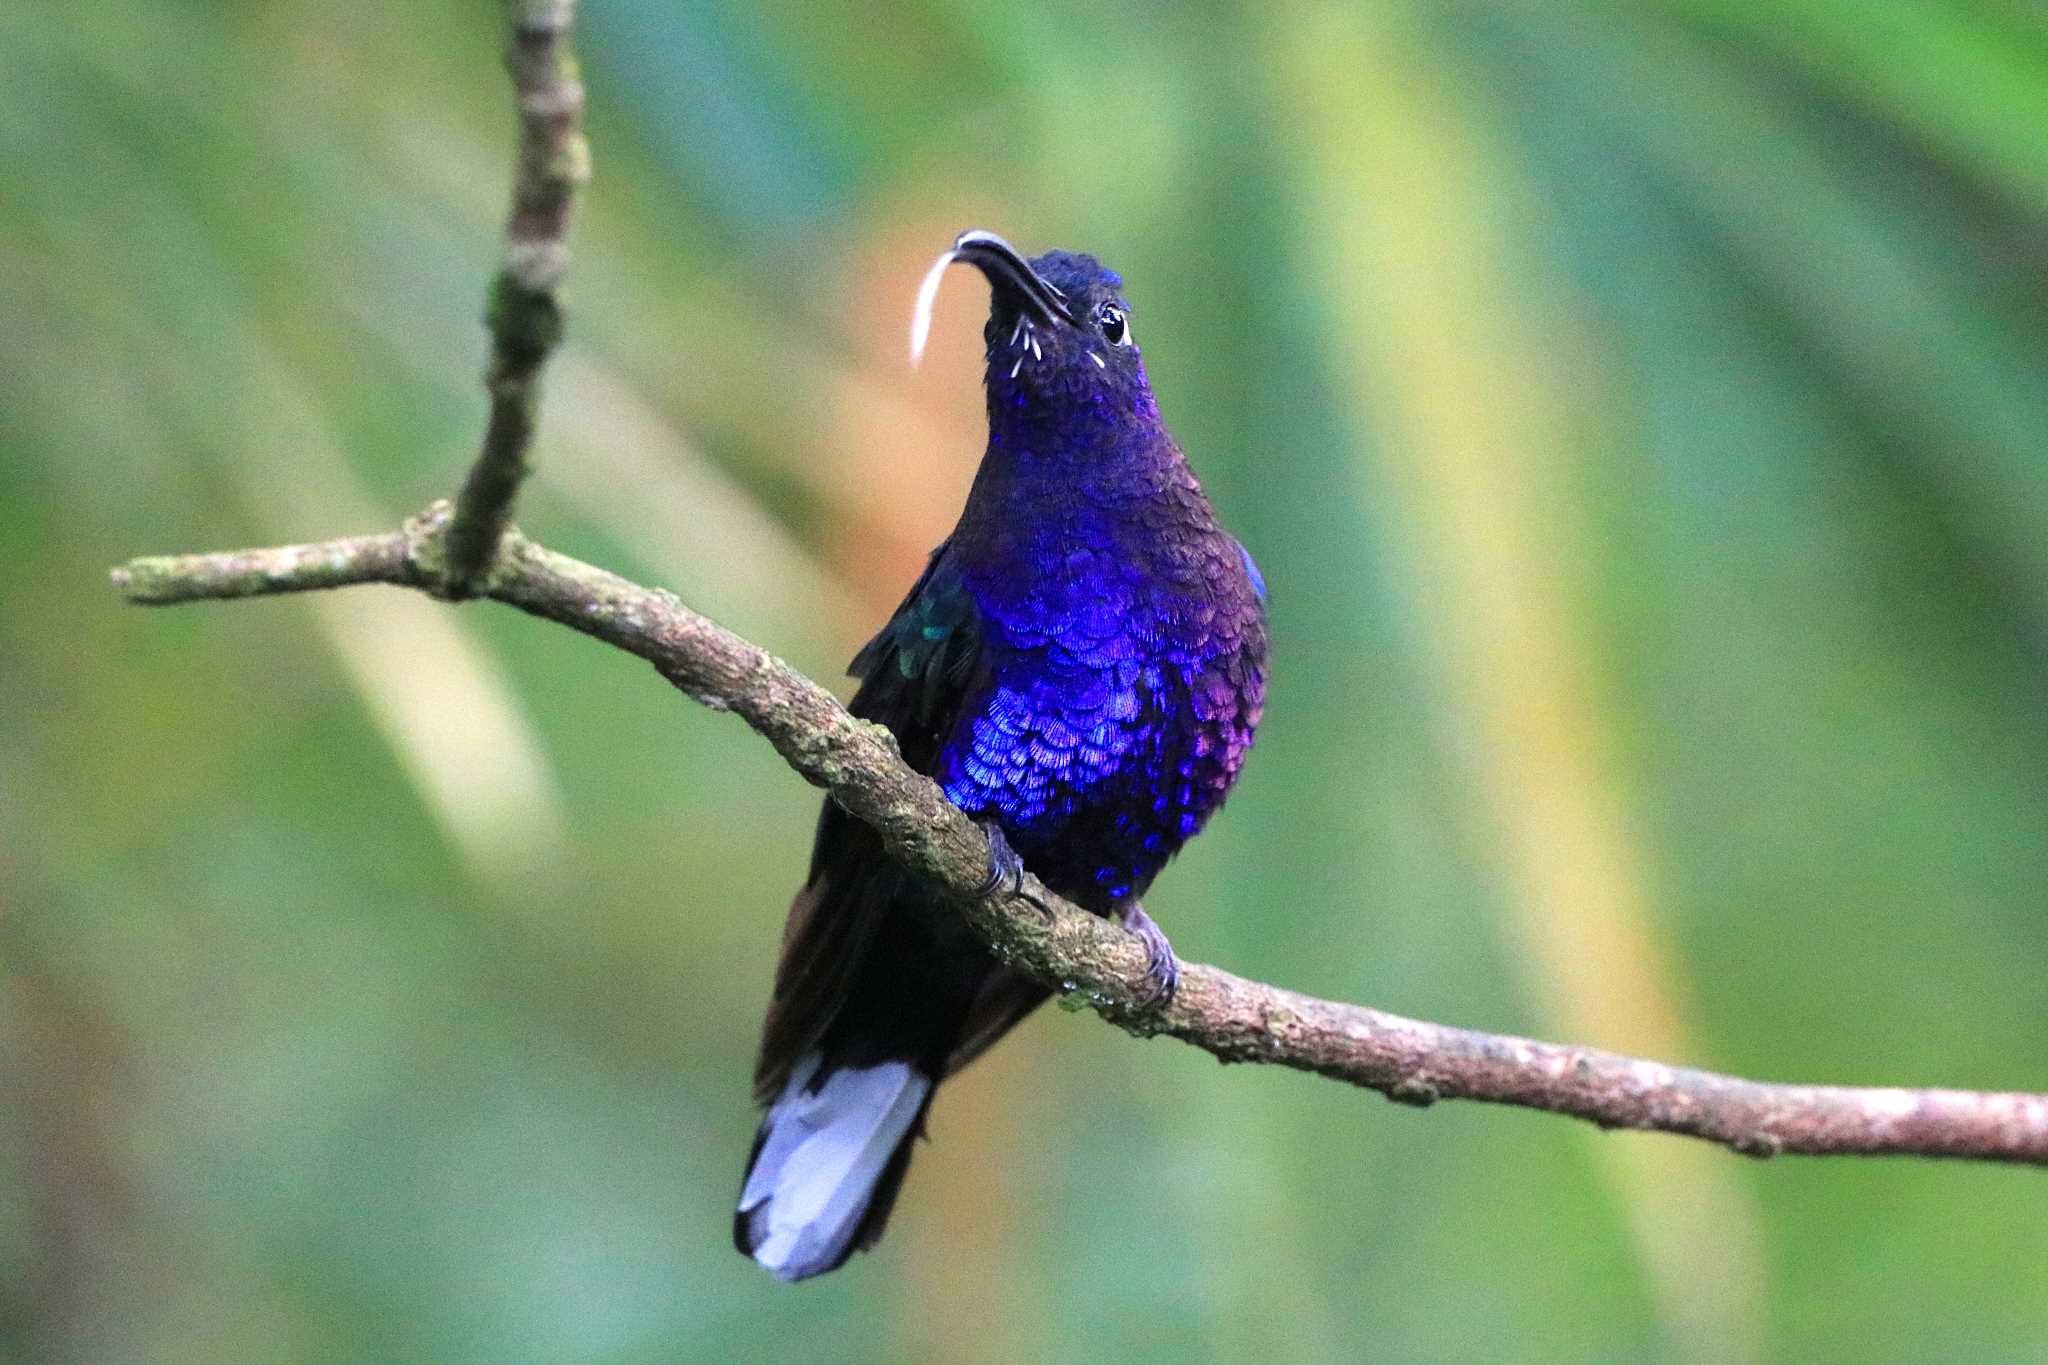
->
[908,249,959,367]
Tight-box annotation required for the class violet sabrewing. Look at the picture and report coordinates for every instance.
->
[735,230,1268,1280]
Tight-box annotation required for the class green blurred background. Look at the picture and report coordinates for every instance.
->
[5,1,2048,1360]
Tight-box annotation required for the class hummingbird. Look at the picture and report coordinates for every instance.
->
[736,231,1267,1280]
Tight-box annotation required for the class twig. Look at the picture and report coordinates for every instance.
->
[108,532,413,602]
[109,503,2048,1168]
[443,0,590,597]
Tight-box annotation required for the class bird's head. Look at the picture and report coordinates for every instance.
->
[912,229,1155,426]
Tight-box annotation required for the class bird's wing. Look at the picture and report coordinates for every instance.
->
[941,970,1051,1077]
[753,541,1004,1099]
[844,540,985,773]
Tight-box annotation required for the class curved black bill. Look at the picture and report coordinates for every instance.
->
[908,229,1077,365]
[948,230,1075,327]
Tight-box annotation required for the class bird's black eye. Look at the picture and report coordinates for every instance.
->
[1098,305,1129,347]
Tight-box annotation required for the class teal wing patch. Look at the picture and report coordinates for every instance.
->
[847,540,984,773]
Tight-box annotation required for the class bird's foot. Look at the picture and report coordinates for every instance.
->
[1119,902,1179,1007]
[974,821,1051,918]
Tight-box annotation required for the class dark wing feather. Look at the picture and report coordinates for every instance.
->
[942,971,1051,1077]
[753,541,1014,1099]
[845,539,986,772]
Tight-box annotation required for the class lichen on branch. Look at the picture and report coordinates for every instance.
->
[102,0,2048,1178]
[109,504,2048,1169]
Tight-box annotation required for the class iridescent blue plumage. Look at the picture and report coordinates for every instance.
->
[895,246,1266,906]
[738,232,1266,1281]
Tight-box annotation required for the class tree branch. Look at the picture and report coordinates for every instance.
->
[443,0,589,597]
[107,0,2048,1180]
[109,503,2048,1168]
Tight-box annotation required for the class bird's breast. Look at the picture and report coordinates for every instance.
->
[936,528,1265,907]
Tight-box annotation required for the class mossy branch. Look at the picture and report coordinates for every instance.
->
[102,0,2048,1179]
[110,504,2048,1168]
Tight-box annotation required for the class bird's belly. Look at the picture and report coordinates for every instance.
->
[936,648,1257,909]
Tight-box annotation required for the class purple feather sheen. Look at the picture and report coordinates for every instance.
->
[935,249,1266,911]
[738,235,1265,1283]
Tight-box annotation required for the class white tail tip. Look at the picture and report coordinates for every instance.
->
[737,1053,930,1281]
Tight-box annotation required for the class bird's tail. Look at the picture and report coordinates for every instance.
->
[736,838,1050,1281]
[734,1049,934,1282]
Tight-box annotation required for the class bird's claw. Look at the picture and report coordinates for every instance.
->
[974,821,1051,917]
[1119,902,1179,1007]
